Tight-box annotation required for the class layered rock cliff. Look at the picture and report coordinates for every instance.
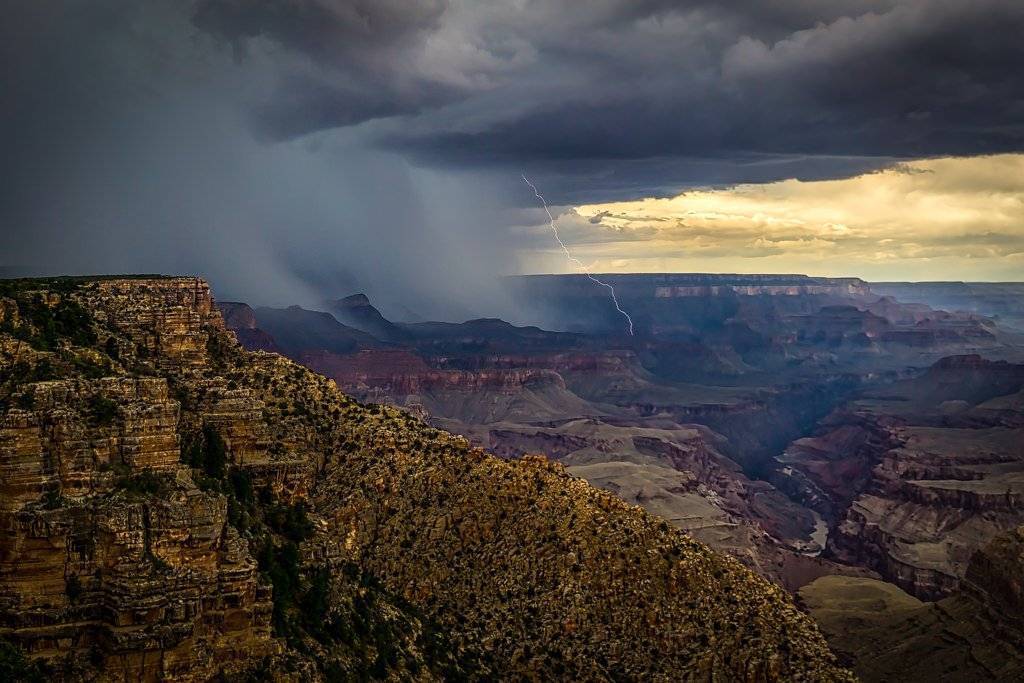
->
[0,278,274,680]
[779,355,1024,600]
[216,302,281,353]
[0,276,852,681]
[801,525,1024,682]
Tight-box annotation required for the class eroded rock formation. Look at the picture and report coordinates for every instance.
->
[780,356,1024,600]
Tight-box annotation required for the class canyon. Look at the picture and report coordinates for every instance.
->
[217,273,1024,680]
[0,276,850,680]
[3,273,1023,680]
[782,354,1024,600]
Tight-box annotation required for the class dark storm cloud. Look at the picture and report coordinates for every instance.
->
[0,1,519,319]
[191,0,458,138]
[192,0,447,61]
[1,1,1021,313]
[177,0,1024,199]
[720,1,1024,154]
[394,1,1023,185]
[247,73,457,140]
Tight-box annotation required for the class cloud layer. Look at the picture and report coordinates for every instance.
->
[0,2,519,318]
[181,0,1024,194]
[547,154,1024,280]
[1,1,1022,314]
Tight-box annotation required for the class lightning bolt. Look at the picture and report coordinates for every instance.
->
[522,174,635,336]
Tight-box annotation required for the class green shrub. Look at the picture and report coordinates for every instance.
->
[0,638,46,683]
[104,336,120,361]
[4,292,97,352]
[91,395,119,425]
[113,471,168,497]
[14,391,35,411]
[183,425,229,479]
[70,352,109,379]
[230,469,254,504]
[299,568,332,639]
[41,489,65,510]
[203,425,229,478]
[266,502,315,543]
[258,538,303,639]
[65,574,83,603]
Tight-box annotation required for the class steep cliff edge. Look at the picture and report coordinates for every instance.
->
[0,278,275,681]
[216,301,281,353]
[778,355,1024,600]
[801,525,1024,682]
[0,276,852,681]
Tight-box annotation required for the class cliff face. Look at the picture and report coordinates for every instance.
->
[961,525,1024,619]
[507,273,1002,359]
[514,273,872,299]
[215,303,281,353]
[0,279,273,681]
[81,277,221,369]
[0,276,852,681]
[298,348,570,395]
[325,294,411,342]
[872,281,1024,332]
[464,416,857,591]
[778,356,1024,601]
[801,525,1024,682]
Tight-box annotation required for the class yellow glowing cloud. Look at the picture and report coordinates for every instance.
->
[526,154,1024,281]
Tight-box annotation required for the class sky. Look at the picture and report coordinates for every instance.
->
[1,1,1022,317]
[544,154,1024,281]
